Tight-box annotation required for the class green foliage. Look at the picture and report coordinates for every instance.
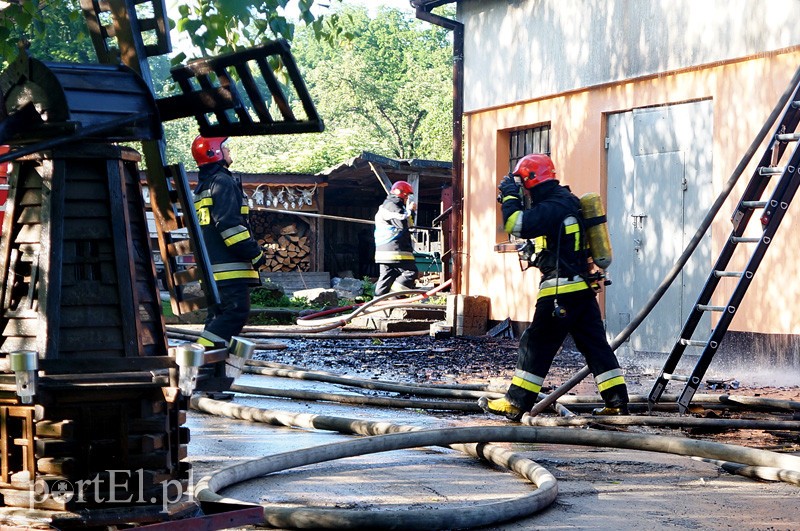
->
[361,276,376,299]
[1,2,454,175]
[0,0,95,66]
[0,0,340,69]
[248,313,290,325]
[291,5,453,162]
[249,285,287,307]
[425,294,447,306]
[174,0,353,61]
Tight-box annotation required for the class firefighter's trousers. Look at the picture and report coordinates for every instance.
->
[506,289,629,411]
[201,283,252,346]
[374,261,418,296]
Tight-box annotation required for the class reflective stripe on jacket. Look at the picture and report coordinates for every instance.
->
[374,194,415,264]
[500,180,592,299]
[194,163,263,286]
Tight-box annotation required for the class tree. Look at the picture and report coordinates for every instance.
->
[26,2,96,63]
[294,6,452,161]
[173,0,353,63]
[0,2,454,174]
[0,0,341,67]
[177,6,454,173]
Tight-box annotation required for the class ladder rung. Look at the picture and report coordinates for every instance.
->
[173,266,203,285]
[731,236,761,243]
[662,373,690,382]
[178,296,209,314]
[697,304,726,312]
[680,338,708,347]
[740,200,767,209]
[776,132,800,142]
[713,270,744,278]
[758,166,784,176]
[167,239,193,256]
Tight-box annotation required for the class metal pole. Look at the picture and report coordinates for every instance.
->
[254,206,439,232]
[254,207,375,225]
[415,6,464,295]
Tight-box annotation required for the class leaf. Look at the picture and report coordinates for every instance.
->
[217,0,251,19]
[171,51,187,65]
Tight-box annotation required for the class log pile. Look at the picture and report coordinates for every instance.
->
[251,211,313,272]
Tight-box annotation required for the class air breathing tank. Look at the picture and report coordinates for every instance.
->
[579,192,613,269]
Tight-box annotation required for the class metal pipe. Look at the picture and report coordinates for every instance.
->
[245,359,493,391]
[415,5,464,295]
[242,365,497,399]
[230,383,481,411]
[254,206,437,231]
[253,206,375,225]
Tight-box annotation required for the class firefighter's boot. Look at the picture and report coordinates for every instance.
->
[592,405,629,416]
[477,396,523,421]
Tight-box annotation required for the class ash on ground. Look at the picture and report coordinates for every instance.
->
[253,334,622,393]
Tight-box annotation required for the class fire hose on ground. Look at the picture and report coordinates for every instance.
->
[234,361,800,429]
[179,86,800,524]
[190,395,800,530]
[166,280,451,341]
[182,318,800,529]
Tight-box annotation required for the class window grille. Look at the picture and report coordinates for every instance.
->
[509,125,550,172]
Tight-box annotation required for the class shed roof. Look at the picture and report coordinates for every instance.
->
[318,151,452,206]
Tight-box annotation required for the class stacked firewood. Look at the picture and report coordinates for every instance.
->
[251,211,312,272]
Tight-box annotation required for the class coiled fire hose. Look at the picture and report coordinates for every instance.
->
[191,395,800,530]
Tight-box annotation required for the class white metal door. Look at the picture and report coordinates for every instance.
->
[606,101,713,354]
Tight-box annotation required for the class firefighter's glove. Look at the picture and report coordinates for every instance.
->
[252,252,267,270]
[498,174,522,204]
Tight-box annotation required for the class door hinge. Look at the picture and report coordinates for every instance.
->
[604,137,610,150]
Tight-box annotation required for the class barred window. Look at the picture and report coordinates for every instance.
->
[509,125,551,172]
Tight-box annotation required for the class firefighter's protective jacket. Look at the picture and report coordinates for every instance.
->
[193,162,263,286]
[374,194,415,263]
[501,180,592,298]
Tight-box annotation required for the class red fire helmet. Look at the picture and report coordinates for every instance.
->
[512,153,556,189]
[191,136,229,166]
[390,180,413,197]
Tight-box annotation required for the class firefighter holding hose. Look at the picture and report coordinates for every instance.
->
[478,153,629,421]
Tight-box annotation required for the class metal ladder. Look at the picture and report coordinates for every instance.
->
[648,75,800,413]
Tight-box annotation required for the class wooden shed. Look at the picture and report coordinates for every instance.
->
[146,151,452,283]
[317,152,452,279]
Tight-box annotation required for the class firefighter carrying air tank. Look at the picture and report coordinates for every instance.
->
[479,153,629,421]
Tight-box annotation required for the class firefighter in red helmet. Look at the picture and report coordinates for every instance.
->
[191,135,266,349]
[373,180,418,296]
[478,153,629,420]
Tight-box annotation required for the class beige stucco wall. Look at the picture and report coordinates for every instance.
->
[459,0,800,112]
[463,49,800,335]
